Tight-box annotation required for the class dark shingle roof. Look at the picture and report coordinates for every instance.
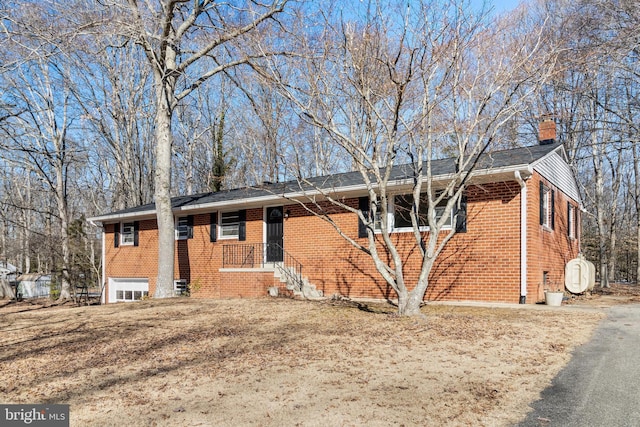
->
[91,142,562,221]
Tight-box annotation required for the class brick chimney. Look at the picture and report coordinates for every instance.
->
[539,119,556,145]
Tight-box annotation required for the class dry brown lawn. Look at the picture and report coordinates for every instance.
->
[2,289,631,426]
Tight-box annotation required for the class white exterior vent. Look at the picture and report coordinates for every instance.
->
[174,279,188,296]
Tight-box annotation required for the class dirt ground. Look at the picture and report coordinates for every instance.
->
[1,285,637,426]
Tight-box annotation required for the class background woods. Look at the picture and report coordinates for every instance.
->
[0,0,638,296]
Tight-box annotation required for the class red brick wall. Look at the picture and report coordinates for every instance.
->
[429,182,523,302]
[218,270,280,298]
[103,174,579,304]
[104,209,269,302]
[527,174,580,302]
[176,214,218,298]
[104,219,160,302]
[282,182,523,302]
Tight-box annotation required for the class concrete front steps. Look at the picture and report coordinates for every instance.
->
[272,265,323,299]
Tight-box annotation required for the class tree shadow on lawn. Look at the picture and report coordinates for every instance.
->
[0,301,328,405]
[323,298,398,315]
[0,301,195,363]
[0,298,78,314]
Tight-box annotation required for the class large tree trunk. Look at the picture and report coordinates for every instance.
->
[120,0,287,298]
[56,175,72,300]
[0,277,14,299]
[637,220,640,285]
[634,142,640,285]
[592,128,610,288]
[22,212,31,274]
[605,149,624,284]
[398,291,424,317]
[153,75,177,299]
[608,229,617,283]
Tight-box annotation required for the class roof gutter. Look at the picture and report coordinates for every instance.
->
[514,170,529,304]
[88,164,536,224]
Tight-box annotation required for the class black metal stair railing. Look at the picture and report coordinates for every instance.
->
[222,243,303,289]
[222,243,261,268]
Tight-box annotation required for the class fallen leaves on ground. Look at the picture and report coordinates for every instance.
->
[0,297,607,426]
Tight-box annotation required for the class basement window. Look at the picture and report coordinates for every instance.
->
[115,290,148,302]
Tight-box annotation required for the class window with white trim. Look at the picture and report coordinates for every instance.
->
[175,216,193,240]
[109,278,148,303]
[542,188,551,226]
[540,183,554,230]
[121,222,135,246]
[220,211,240,238]
[568,203,576,239]
[115,289,148,302]
[375,193,451,232]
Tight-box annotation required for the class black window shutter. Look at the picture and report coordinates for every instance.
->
[238,210,246,241]
[114,223,120,248]
[187,215,194,239]
[550,189,555,230]
[210,212,217,242]
[539,182,544,225]
[358,196,369,238]
[454,193,467,233]
[133,221,139,247]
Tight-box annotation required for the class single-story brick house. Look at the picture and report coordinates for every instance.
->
[89,140,582,305]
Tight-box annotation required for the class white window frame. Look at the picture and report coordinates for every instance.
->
[375,193,452,233]
[542,185,552,229]
[120,221,135,246]
[219,211,240,239]
[115,289,148,302]
[109,278,149,303]
[568,204,576,239]
[175,216,190,240]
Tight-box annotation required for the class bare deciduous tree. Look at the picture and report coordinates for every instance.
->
[110,0,289,298]
[535,0,640,286]
[173,81,234,194]
[70,41,156,210]
[261,0,551,315]
[1,59,78,299]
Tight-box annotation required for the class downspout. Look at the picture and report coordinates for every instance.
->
[515,171,528,304]
[101,226,106,304]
